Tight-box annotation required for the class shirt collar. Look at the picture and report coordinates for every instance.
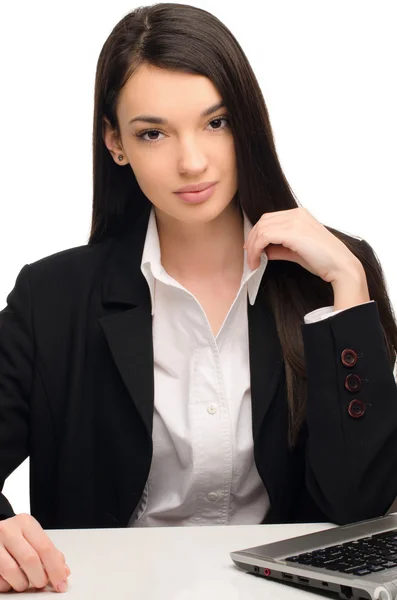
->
[141,206,267,315]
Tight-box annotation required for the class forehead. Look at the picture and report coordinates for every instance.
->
[117,64,222,124]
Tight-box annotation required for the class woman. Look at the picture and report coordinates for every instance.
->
[1,2,397,594]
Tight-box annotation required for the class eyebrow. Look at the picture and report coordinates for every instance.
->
[128,100,227,125]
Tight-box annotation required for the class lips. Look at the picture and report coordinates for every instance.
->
[175,181,217,193]
[175,183,217,204]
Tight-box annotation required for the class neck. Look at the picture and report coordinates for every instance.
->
[154,201,245,282]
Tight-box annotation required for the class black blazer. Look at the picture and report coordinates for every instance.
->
[1,206,397,530]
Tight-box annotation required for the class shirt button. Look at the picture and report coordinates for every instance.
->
[207,492,219,502]
[207,404,218,415]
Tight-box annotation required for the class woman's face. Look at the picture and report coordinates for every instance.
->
[104,64,238,225]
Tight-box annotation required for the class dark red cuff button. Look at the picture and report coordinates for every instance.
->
[341,349,358,367]
[345,374,361,393]
[348,399,365,418]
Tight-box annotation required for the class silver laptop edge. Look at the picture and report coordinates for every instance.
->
[230,514,397,600]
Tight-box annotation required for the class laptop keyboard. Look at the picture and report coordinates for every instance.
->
[285,529,397,576]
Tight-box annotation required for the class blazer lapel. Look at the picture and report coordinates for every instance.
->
[98,205,155,437]
[97,204,285,443]
[248,290,284,440]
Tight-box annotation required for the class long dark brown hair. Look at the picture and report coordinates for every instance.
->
[88,2,397,445]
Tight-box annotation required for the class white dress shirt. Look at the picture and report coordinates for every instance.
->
[129,207,373,527]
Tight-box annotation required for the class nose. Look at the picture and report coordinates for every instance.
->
[178,137,208,175]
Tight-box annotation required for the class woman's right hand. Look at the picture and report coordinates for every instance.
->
[0,513,71,593]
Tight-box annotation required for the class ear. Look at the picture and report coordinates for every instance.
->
[102,117,128,165]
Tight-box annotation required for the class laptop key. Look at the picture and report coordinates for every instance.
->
[297,558,313,565]
[323,558,342,566]
[368,565,385,572]
[324,561,361,571]
[371,558,387,565]
[381,561,397,568]
[325,562,352,572]
[344,564,368,573]
[353,568,372,576]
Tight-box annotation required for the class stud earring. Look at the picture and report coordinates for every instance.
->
[118,154,123,161]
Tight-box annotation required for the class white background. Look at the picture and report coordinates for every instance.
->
[0,1,396,515]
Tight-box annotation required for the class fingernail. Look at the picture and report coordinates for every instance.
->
[57,580,68,593]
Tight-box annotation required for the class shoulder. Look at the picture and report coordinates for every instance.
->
[27,238,112,277]
[28,238,112,272]
[14,239,114,308]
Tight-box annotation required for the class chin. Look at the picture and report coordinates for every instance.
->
[178,199,235,224]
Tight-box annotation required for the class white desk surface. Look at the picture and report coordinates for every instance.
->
[14,521,337,599]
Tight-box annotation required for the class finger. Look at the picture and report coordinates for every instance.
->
[246,224,275,269]
[0,574,12,593]
[3,533,48,590]
[0,546,30,592]
[250,234,264,269]
[245,219,292,268]
[246,217,289,251]
[266,245,299,263]
[258,207,309,221]
[244,223,261,269]
[20,516,68,592]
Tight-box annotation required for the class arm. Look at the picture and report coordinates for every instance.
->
[302,294,397,525]
[0,264,33,520]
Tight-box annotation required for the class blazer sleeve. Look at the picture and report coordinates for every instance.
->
[302,298,397,525]
[0,264,33,520]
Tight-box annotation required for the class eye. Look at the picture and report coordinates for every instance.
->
[208,117,230,131]
[135,129,165,144]
[135,116,230,146]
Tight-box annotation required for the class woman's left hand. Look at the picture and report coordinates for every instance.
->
[244,207,364,284]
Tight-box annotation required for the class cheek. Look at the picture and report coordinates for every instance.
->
[130,155,167,194]
[222,142,238,182]
[129,159,172,209]
[222,138,237,172]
